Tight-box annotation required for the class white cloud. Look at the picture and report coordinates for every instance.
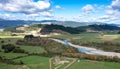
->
[40,11,53,17]
[92,0,120,23]
[99,15,110,20]
[55,5,65,10]
[106,9,115,15]
[27,13,39,17]
[0,0,51,14]
[110,0,120,11]
[102,0,120,23]
[0,0,53,20]
[55,5,61,9]
[0,13,20,20]
[106,0,120,16]
[82,4,95,14]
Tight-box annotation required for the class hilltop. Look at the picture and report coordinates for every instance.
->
[2,23,120,36]
[40,24,120,35]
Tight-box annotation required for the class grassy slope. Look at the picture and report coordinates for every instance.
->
[51,34,82,40]
[51,33,120,42]
[0,52,27,59]
[14,56,49,69]
[19,45,46,54]
[69,60,120,69]
[51,33,103,42]
[0,62,21,69]
[0,38,23,45]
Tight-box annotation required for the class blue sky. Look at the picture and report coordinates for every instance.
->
[0,0,120,23]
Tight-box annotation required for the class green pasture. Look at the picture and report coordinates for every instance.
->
[0,62,21,69]
[19,45,46,54]
[14,56,49,69]
[0,52,27,59]
[69,60,120,69]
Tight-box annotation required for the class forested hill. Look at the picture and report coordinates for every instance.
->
[40,24,120,34]
[77,24,120,31]
[40,24,85,34]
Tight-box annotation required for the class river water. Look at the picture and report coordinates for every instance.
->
[52,38,120,58]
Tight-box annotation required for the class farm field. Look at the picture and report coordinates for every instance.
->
[0,38,23,45]
[19,45,46,54]
[0,52,27,59]
[51,33,103,41]
[14,56,50,69]
[0,35,24,38]
[69,60,120,69]
[51,34,82,40]
[0,62,21,69]
[51,33,120,42]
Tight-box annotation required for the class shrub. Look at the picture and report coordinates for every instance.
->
[1,40,4,43]
[1,44,25,53]
[2,44,15,53]
[13,47,25,53]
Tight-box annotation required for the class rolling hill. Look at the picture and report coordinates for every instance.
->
[40,24,120,34]
[0,19,107,28]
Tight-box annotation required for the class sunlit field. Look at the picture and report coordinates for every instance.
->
[0,35,24,38]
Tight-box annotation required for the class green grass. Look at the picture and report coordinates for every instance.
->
[0,38,22,45]
[51,34,82,40]
[19,45,46,54]
[104,34,120,36]
[1,55,120,69]
[0,56,49,69]
[78,36,104,42]
[0,52,27,59]
[51,33,105,43]
[69,60,120,69]
[51,32,101,40]
[0,62,21,69]
[14,56,49,69]
[0,32,11,36]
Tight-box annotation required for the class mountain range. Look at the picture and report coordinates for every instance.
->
[0,19,120,29]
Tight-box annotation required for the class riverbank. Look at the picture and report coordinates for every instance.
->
[52,38,120,58]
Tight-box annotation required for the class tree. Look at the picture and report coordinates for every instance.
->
[1,40,4,43]
[2,44,15,53]
[13,47,25,53]
[20,60,24,65]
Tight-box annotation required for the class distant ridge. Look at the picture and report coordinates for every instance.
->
[0,19,120,28]
[40,24,120,34]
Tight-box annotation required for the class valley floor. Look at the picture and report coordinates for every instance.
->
[0,33,120,69]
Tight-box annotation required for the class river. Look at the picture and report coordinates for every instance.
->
[51,38,120,58]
